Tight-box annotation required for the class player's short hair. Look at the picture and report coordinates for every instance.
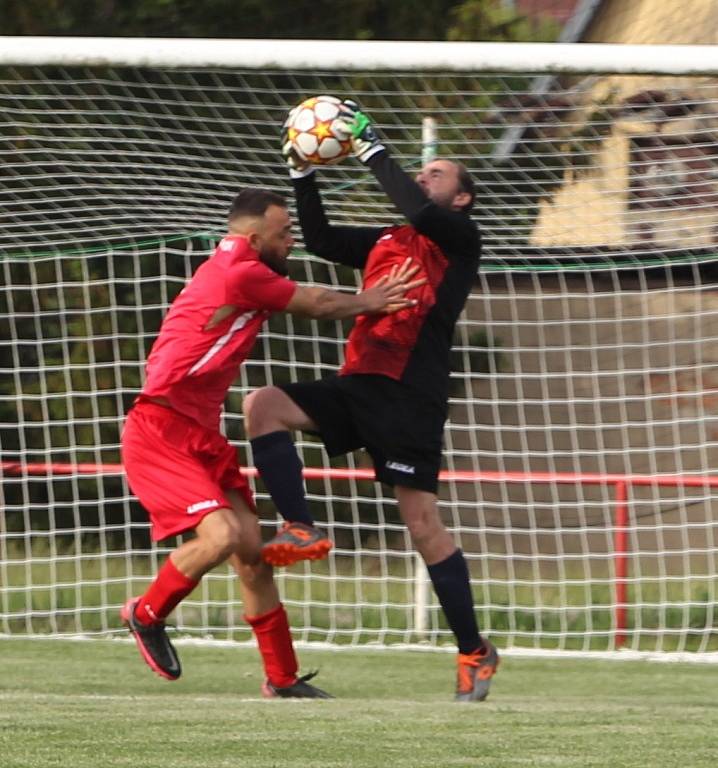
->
[228,188,286,220]
[455,163,475,213]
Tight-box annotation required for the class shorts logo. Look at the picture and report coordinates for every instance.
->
[385,461,415,475]
[187,499,219,515]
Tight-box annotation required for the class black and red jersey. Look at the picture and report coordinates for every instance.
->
[292,150,481,405]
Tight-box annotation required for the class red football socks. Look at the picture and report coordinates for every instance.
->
[245,603,298,687]
[134,557,199,625]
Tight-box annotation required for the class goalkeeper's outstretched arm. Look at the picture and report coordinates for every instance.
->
[365,150,479,261]
[291,172,383,268]
[338,100,478,261]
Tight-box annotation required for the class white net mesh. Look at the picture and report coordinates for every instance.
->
[2,49,718,653]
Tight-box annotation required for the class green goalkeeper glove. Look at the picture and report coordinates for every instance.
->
[338,100,385,163]
[280,109,314,179]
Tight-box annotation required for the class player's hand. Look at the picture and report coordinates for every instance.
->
[359,258,427,315]
[281,109,314,178]
[337,99,385,163]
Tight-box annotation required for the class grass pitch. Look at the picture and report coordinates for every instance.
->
[0,638,715,767]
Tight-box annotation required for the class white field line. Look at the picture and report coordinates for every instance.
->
[0,691,282,704]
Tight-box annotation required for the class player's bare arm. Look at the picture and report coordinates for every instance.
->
[286,258,426,320]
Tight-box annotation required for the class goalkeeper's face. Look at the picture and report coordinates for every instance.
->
[254,204,295,276]
[416,160,471,212]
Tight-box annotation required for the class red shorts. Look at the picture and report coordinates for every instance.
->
[121,400,255,541]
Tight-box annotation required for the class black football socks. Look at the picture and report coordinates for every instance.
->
[427,548,484,654]
[250,431,314,527]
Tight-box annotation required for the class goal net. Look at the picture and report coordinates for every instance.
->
[2,38,718,656]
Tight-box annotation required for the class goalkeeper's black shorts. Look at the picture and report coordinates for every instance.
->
[278,373,447,494]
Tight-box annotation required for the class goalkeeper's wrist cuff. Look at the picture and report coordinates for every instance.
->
[358,144,386,164]
[289,166,315,179]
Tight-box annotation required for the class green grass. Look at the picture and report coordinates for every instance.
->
[0,638,716,767]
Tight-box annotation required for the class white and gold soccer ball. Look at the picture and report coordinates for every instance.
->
[284,95,352,165]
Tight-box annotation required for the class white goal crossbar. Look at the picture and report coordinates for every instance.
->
[1,37,718,75]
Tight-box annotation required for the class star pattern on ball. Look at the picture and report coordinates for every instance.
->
[284,95,352,165]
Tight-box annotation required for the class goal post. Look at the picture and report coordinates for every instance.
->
[2,37,718,657]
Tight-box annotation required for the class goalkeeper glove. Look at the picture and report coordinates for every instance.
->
[280,109,314,179]
[338,100,385,163]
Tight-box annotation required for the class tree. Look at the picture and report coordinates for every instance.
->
[1,0,559,41]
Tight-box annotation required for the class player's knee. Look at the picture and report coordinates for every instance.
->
[236,530,263,566]
[199,515,243,563]
[404,511,443,549]
[237,558,273,591]
[405,517,431,547]
[242,387,281,436]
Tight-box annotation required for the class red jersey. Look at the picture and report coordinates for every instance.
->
[142,235,296,430]
[341,224,447,379]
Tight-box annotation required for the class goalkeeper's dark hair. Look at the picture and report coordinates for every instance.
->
[229,188,286,220]
[456,163,475,213]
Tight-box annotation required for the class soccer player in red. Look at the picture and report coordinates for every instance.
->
[120,187,422,697]
[242,104,499,701]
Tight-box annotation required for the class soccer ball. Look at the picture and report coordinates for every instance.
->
[284,95,352,165]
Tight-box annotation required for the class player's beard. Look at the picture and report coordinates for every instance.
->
[427,189,455,210]
[259,248,289,277]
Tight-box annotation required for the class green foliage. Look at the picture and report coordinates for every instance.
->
[3,0,561,41]
[448,0,561,42]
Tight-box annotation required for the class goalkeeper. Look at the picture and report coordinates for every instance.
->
[243,102,498,702]
[120,186,422,697]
